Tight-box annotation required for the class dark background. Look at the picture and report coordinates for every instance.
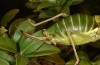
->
[0,0,100,19]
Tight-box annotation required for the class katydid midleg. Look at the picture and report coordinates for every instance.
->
[21,13,100,65]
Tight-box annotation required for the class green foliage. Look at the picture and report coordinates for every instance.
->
[12,19,60,57]
[0,51,14,63]
[0,7,61,65]
[0,58,10,65]
[65,51,92,65]
[0,37,17,53]
[1,0,100,65]
[42,53,65,65]
[0,9,19,27]
[9,18,26,36]
[0,19,60,65]
[15,53,29,65]
[26,0,83,18]
[12,19,35,42]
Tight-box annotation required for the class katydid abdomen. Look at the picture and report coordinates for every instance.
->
[44,14,99,45]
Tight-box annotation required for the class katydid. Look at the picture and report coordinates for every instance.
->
[21,13,100,65]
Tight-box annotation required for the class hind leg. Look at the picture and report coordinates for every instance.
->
[66,29,79,65]
[28,13,67,27]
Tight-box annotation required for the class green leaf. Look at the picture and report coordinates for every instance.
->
[64,0,83,6]
[65,59,92,65]
[29,58,41,65]
[37,1,53,10]
[26,2,40,9]
[59,0,70,15]
[0,51,14,63]
[72,0,83,5]
[9,18,26,36]
[43,53,65,65]
[0,58,9,65]
[21,42,60,57]
[19,30,60,57]
[29,0,41,2]
[92,60,100,65]
[39,10,56,18]
[15,53,29,65]
[12,19,35,43]
[39,11,49,18]
[29,0,56,3]
[65,51,92,65]
[60,5,70,15]
[0,9,19,27]
[0,37,17,53]
[44,0,56,3]
[20,40,44,55]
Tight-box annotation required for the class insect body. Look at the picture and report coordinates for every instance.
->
[43,14,97,45]
[24,14,100,45]
[21,13,100,65]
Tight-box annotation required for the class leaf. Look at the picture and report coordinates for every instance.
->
[0,51,14,63]
[60,5,70,15]
[47,0,57,3]
[21,42,60,57]
[0,58,9,65]
[20,40,44,55]
[28,58,41,65]
[19,30,60,57]
[39,10,56,18]
[26,2,40,9]
[59,0,70,15]
[0,37,17,53]
[77,51,89,60]
[9,18,26,36]
[72,0,83,5]
[37,1,53,10]
[92,60,100,65]
[65,51,92,65]
[12,19,35,43]
[15,53,29,65]
[0,9,19,27]
[29,0,56,3]
[39,11,49,18]
[29,0,40,2]
[65,60,92,65]
[43,53,65,65]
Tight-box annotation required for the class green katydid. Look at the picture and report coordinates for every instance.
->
[21,13,100,65]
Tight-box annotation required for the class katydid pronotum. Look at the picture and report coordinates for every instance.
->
[21,13,100,65]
